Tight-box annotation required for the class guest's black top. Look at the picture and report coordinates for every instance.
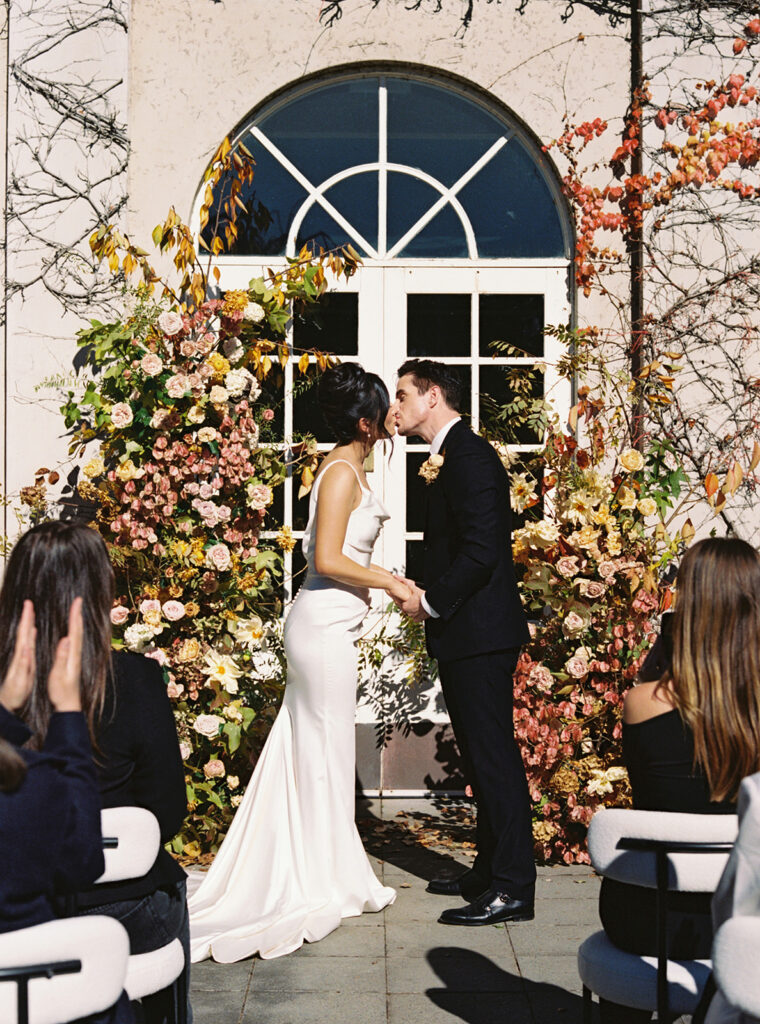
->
[76,650,187,908]
[0,708,104,933]
[624,708,736,815]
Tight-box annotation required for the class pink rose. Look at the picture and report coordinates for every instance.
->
[162,600,185,622]
[180,340,196,358]
[139,599,161,616]
[206,543,232,571]
[166,680,185,699]
[193,714,223,738]
[199,483,215,500]
[565,654,590,679]
[262,408,275,422]
[110,605,129,626]
[144,647,169,666]
[158,310,184,336]
[203,759,226,779]
[179,741,192,760]
[528,664,554,693]
[141,353,163,377]
[556,556,580,578]
[110,403,133,428]
[598,560,618,581]
[578,579,607,599]
[166,374,188,399]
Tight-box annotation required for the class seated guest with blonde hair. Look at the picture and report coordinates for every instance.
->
[0,597,133,1023]
[598,536,760,1023]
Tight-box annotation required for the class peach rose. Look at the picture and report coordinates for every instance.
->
[141,353,163,377]
[110,403,133,428]
[110,605,129,626]
[203,759,226,779]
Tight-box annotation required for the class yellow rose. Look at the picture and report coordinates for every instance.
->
[617,485,636,510]
[82,456,105,479]
[143,609,162,628]
[637,497,658,517]
[116,459,138,482]
[184,601,200,617]
[177,637,201,662]
[606,530,623,556]
[619,448,645,473]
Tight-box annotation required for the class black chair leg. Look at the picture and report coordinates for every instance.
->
[172,966,188,1024]
[583,985,593,1024]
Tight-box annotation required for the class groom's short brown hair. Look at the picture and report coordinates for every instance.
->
[397,359,462,412]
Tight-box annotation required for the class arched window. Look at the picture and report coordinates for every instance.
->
[202,69,573,605]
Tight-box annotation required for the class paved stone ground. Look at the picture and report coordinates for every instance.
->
[189,797,608,1024]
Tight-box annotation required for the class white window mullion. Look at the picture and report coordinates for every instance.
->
[378,82,388,258]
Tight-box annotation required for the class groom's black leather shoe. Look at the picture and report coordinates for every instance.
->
[438,889,535,926]
[426,871,490,903]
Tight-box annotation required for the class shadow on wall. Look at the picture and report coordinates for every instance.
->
[426,947,586,1024]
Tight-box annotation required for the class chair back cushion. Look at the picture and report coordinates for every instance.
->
[0,916,128,1024]
[587,808,737,891]
[712,916,760,1019]
[97,806,161,884]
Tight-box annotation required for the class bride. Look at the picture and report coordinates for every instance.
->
[189,362,409,962]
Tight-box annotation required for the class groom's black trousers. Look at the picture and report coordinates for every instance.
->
[438,647,536,902]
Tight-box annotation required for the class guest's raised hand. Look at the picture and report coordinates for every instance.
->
[47,597,84,713]
[0,600,36,712]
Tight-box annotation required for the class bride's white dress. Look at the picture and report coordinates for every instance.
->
[188,459,396,962]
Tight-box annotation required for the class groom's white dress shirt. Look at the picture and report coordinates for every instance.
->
[420,417,461,619]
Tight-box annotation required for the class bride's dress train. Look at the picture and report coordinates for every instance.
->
[189,460,396,962]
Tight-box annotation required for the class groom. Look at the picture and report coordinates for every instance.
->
[390,359,536,925]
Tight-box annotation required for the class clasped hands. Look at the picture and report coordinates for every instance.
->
[385,575,430,623]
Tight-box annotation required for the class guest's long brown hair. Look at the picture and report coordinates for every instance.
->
[663,536,760,802]
[0,521,114,749]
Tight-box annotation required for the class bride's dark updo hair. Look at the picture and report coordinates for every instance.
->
[318,363,392,445]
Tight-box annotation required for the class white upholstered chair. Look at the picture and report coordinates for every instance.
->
[99,806,187,1024]
[0,915,129,1024]
[577,807,737,1022]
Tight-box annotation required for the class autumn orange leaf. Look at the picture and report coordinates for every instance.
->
[704,472,719,497]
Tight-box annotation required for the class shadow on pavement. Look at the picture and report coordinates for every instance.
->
[426,946,588,1024]
[356,797,477,882]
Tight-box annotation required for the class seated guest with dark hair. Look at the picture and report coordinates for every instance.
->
[598,537,760,1023]
[0,521,189,1024]
[0,598,133,1024]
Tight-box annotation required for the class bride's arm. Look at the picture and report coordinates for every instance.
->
[313,465,410,602]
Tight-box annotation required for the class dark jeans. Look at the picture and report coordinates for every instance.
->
[438,647,536,901]
[78,879,191,1024]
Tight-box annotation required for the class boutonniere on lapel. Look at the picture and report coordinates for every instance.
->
[419,453,444,485]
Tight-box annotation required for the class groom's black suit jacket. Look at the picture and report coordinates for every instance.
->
[422,420,530,663]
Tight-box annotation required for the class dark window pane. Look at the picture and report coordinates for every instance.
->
[269,478,284,526]
[259,79,377,185]
[292,293,358,357]
[405,540,426,585]
[479,295,544,358]
[291,477,312,532]
[296,205,370,258]
[407,295,469,357]
[289,544,308,598]
[406,452,429,532]
[201,136,307,256]
[387,172,440,253]
[292,365,326,440]
[258,369,285,438]
[398,204,468,259]
[479,364,545,446]
[321,173,377,253]
[459,137,566,258]
[387,78,502,187]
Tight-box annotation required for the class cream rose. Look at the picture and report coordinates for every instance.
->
[224,368,253,399]
[141,353,163,377]
[203,759,226,779]
[223,336,245,363]
[110,403,133,428]
[162,600,185,622]
[116,459,139,482]
[637,497,658,517]
[193,714,223,738]
[166,374,188,399]
[617,485,636,510]
[246,483,272,510]
[197,427,218,444]
[205,543,232,571]
[243,301,266,323]
[562,609,591,639]
[619,448,645,473]
[578,578,607,599]
[187,405,206,424]
[528,664,554,693]
[177,637,201,663]
[158,310,184,336]
[82,456,105,479]
[226,775,240,791]
[150,408,171,429]
[209,385,229,405]
[565,653,590,679]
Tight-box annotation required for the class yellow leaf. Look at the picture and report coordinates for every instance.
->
[750,441,760,473]
[568,405,578,432]
[681,519,695,545]
[298,352,310,374]
[261,355,272,376]
[213,266,221,283]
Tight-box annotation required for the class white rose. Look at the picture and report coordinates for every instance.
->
[224,368,253,399]
[110,403,133,428]
[637,497,658,517]
[249,650,281,681]
[249,377,262,402]
[123,623,159,652]
[243,302,266,323]
[193,714,223,738]
[158,310,184,336]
